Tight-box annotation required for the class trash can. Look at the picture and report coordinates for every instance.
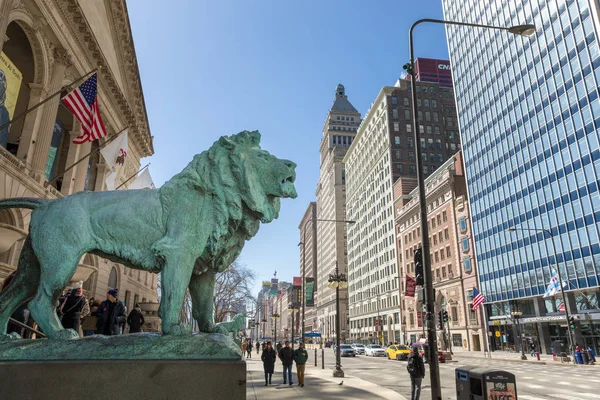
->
[582,350,590,364]
[456,367,517,400]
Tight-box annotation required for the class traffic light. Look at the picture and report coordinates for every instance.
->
[414,247,424,286]
[568,316,576,330]
[443,310,449,323]
[437,311,444,330]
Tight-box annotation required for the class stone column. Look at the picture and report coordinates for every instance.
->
[60,121,83,195]
[15,83,44,164]
[94,163,107,192]
[29,48,71,181]
[537,322,552,355]
[0,0,13,54]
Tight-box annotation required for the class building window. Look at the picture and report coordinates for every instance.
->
[452,333,462,346]
[407,137,413,147]
[426,125,433,134]
[432,100,437,108]
[108,267,118,289]
[420,138,426,148]
[446,246,451,257]
[395,150,401,159]
[434,126,440,135]
[422,152,427,161]
[397,164,403,173]
[392,96,398,105]
[437,153,443,162]
[461,237,469,252]
[405,109,411,120]
[466,290,474,301]
[443,211,447,222]
[433,112,439,122]
[438,231,443,242]
[444,227,449,239]
[394,122,400,132]
[409,165,416,174]
[448,264,453,278]
[441,265,446,278]
[424,165,429,174]
[395,136,400,145]
[406,124,413,133]
[404,97,409,106]
[428,139,434,149]
[430,153,435,162]
[425,112,431,121]
[408,151,415,161]
[464,257,472,271]
[409,312,414,328]
[436,139,442,149]
[459,217,467,232]
[393,108,398,119]
[424,99,430,107]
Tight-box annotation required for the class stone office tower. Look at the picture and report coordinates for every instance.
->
[314,84,360,342]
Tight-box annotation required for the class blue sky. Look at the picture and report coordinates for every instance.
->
[128,1,450,296]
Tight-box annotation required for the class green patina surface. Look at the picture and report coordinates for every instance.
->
[0,130,296,359]
[0,332,242,361]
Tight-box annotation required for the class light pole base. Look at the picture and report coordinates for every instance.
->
[333,368,345,378]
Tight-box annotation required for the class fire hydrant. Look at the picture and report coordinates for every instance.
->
[535,351,540,361]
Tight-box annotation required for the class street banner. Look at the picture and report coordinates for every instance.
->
[0,51,22,149]
[293,276,302,287]
[417,311,423,328]
[305,277,314,307]
[405,275,416,297]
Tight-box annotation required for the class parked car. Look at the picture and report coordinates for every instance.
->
[351,344,366,355]
[412,343,446,363]
[334,344,356,357]
[365,344,387,357]
[386,344,411,360]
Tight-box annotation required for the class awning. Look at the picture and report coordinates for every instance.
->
[304,332,322,338]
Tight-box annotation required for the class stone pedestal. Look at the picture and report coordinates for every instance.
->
[0,359,246,400]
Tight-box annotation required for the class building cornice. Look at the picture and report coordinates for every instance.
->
[51,0,153,157]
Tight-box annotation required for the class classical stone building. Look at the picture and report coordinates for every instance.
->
[0,0,157,311]
[394,152,484,352]
[314,84,360,343]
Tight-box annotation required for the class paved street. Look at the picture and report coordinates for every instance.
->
[318,349,600,400]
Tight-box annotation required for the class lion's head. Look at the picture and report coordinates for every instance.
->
[162,130,297,273]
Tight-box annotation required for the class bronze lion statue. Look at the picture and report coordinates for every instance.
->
[0,130,296,339]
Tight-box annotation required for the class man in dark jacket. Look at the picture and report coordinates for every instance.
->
[279,340,294,385]
[127,303,145,333]
[407,345,426,400]
[95,288,126,336]
[293,342,309,387]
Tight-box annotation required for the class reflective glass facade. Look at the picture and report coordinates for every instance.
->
[442,0,600,303]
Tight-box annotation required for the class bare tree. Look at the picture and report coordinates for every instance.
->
[213,261,256,323]
[178,261,256,327]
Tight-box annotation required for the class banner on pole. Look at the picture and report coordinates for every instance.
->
[305,277,314,307]
[405,275,416,297]
[0,51,22,148]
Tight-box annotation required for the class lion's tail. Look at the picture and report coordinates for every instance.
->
[0,197,49,210]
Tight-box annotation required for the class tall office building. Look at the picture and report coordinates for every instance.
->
[345,77,461,344]
[443,0,600,353]
[314,84,360,342]
[299,202,318,335]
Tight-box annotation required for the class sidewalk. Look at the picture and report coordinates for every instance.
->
[451,350,598,366]
[245,357,407,400]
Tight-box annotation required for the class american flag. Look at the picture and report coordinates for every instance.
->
[61,73,107,144]
[472,287,485,310]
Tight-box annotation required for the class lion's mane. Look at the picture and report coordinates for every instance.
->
[158,131,264,273]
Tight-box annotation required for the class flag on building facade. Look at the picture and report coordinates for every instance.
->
[472,287,485,310]
[61,73,107,144]
[128,168,155,190]
[543,270,567,298]
[558,301,565,312]
[100,130,128,190]
[405,275,416,297]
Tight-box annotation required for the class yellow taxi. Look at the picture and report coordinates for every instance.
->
[386,344,411,360]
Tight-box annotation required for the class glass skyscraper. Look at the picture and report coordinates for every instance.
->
[442,0,600,353]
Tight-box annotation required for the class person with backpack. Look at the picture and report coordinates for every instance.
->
[407,345,426,400]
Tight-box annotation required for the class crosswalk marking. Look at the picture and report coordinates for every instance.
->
[580,394,600,399]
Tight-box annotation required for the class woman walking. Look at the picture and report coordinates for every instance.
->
[261,341,277,386]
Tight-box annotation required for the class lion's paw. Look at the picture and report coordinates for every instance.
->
[0,332,22,341]
[165,323,192,336]
[54,329,80,340]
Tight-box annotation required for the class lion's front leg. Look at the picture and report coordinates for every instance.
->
[189,270,215,333]
[158,251,195,335]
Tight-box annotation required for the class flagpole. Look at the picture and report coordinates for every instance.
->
[115,162,150,190]
[0,69,98,133]
[45,125,129,186]
[480,304,491,358]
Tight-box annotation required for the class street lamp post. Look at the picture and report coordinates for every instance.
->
[510,301,527,360]
[272,313,280,344]
[289,303,299,350]
[328,261,348,378]
[405,18,535,399]
[509,226,575,358]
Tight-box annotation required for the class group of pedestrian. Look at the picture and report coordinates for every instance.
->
[261,341,309,387]
[242,338,253,358]
[57,287,144,337]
